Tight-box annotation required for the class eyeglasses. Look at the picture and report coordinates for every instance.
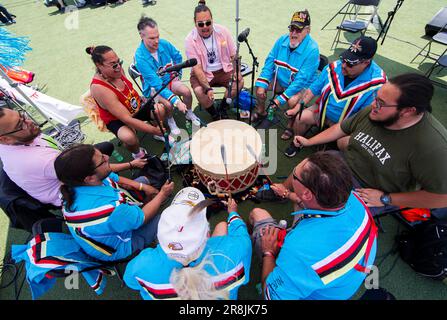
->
[93,154,107,171]
[107,59,123,70]
[374,95,399,110]
[288,25,305,33]
[197,20,212,28]
[0,110,29,137]
[340,57,363,68]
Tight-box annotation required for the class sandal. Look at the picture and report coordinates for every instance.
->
[280,128,294,140]
[250,111,268,123]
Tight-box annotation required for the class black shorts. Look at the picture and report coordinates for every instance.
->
[106,107,153,136]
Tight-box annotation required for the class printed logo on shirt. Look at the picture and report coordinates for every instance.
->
[353,131,391,165]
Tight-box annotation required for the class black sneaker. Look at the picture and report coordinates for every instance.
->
[284,143,300,158]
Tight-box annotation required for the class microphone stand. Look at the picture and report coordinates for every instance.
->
[140,71,179,181]
[242,37,258,125]
[234,0,241,120]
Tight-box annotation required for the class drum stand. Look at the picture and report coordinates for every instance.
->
[240,37,259,125]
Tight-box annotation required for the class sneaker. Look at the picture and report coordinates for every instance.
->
[153,134,176,146]
[284,143,300,158]
[185,110,201,126]
[132,147,148,159]
[167,117,181,135]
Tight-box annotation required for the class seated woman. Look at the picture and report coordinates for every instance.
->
[124,188,252,300]
[87,45,172,159]
[54,144,174,262]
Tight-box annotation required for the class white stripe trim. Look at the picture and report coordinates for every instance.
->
[136,277,175,291]
[211,262,244,283]
[62,204,115,218]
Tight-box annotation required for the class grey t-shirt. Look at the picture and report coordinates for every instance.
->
[341,106,447,194]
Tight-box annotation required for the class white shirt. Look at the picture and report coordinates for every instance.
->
[202,34,223,72]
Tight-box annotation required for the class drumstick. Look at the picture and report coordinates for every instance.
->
[220,144,232,200]
[246,144,273,185]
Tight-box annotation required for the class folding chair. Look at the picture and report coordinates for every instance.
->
[410,22,447,87]
[375,0,404,45]
[128,62,144,94]
[330,0,382,50]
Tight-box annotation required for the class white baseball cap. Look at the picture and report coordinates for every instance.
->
[157,187,210,266]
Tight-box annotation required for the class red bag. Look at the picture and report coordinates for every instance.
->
[400,207,431,223]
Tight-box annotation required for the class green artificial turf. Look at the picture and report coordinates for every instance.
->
[0,0,446,300]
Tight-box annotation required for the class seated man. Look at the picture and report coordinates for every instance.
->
[185,1,243,121]
[54,144,175,262]
[295,73,447,215]
[87,45,173,160]
[124,188,252,300]
[253,9,319,125]
[285,36,386,157]
[250,151,377,300]
[0,107,148,208]
[135,16,201,135]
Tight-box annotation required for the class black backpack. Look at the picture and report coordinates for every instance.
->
[132,154,168,190]
[398,220,447,280]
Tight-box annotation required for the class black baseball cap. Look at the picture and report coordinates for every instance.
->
[289,10,311,29]
[340,36,377,63]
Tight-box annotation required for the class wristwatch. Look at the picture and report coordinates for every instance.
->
[380,193,392,205]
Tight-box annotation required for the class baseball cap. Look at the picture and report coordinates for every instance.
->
[157,187,210,266]
[340,36,377,64]
[289,10,311,29]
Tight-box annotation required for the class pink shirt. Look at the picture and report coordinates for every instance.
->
[0,135,61,206]
[185,23,237,82]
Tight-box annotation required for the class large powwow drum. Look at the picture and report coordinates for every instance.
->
[190,119,263,194]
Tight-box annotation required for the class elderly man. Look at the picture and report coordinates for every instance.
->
[135,16,201,134]
[250,151,377,300]
[253,9,320,126]
[295,73,447,215]
[285,36,386,157]
[185,1,243,121]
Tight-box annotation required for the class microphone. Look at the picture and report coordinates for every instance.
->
[38,120,48,127]
[157,58,197,76]
[237,28,250,42]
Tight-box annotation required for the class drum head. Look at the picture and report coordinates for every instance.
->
[190,119,262,177]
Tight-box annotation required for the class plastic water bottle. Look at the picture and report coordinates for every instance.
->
[111,149,124,162]
[267,105,276,121]
[279,220,287,229]
[185,119,192,136]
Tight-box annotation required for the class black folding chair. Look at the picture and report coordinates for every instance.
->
[375,0,404,45]
[329,0,382,50]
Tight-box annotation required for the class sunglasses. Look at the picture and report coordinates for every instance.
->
[197,20,212,28]
[0,110,29,137]
[288,25,305,33]
[340,57,363,68]
[107,59,123,70]
[292,170,308,188]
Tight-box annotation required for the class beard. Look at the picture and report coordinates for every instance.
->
[289,41,299,49]
[369,111,401,127]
